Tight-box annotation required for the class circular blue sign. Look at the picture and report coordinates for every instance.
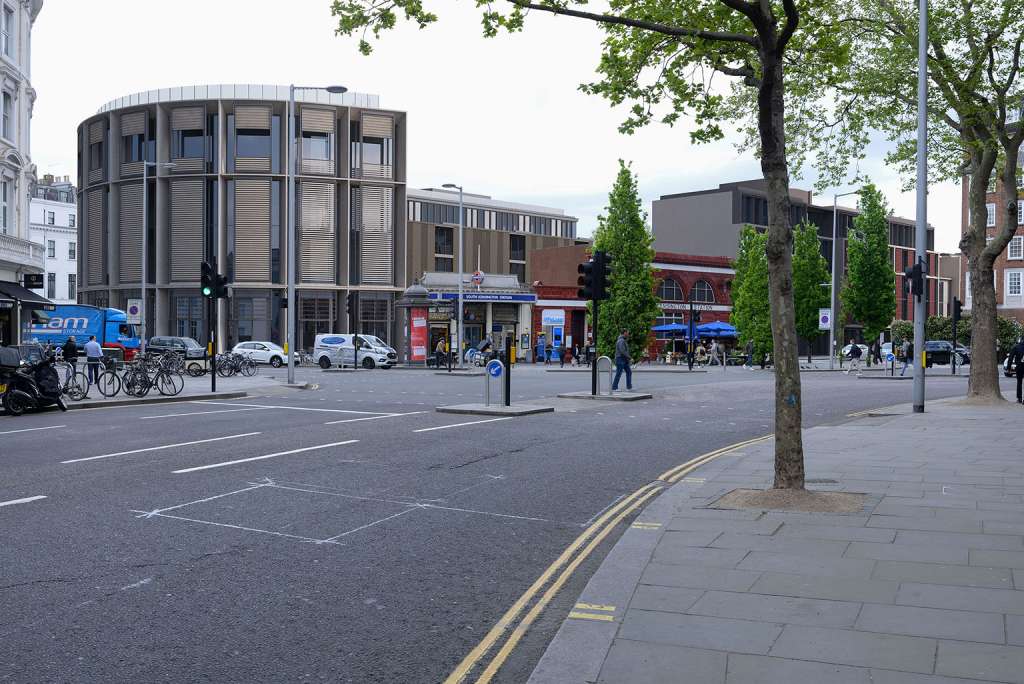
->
[886,353,895,362]
[487,360,503,377]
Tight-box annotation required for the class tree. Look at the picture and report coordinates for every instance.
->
[330,0,853,489]
[841,184,897,346]
[823,0,1024,401]
[791,221,831,362]
[591,161,661,361]
[730,225,773,363]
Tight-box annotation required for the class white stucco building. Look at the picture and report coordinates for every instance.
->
[29,174,76,303]
[0,0,45,346]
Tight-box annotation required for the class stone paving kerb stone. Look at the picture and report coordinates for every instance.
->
[528,398,1024,684]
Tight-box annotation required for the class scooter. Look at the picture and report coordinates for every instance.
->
[2,353,67,416]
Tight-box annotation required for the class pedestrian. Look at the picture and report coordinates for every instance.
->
[84,334,103,385]
[744,339,754,369]
[544,343,552,366]
[611,328,633,391]
[1010,337,1024,404]
[872,339,883,366]
[900,339,913,376]
[715,340,727,370]
[435,337,447,368]
[62,336,79,374]
[572,344,580,367]
[845,339,863,376]
[558,342,566,368]
[695,343,707,367]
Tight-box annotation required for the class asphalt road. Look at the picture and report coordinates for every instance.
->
[0,364,1003,683]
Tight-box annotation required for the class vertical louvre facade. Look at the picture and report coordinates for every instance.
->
[78,84,404,350]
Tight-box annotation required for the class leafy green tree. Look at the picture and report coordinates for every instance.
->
[330,0,854,488]
[591,162,660,361]
[730,225,772,363]
[791,221,831,363]
[841,184,896,347]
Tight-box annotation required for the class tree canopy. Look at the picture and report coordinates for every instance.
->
[791,221,831,352]
[730,225,772,361]
[841,184,897,344]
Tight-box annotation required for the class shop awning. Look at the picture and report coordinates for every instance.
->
[0,281,54,309]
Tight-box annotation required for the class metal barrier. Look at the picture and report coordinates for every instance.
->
[596,355,613,395]
[484,359,506,406]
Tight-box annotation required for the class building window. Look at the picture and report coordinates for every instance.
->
[175,296,203,341]
[301,131,332,161]
[434,225,454,272]
[69,215,75,228]
[1010,236,1023,260]
[509,234,526,282]
[68,241,76,260]
[67,274,76,301]
[358,292,392,342]
[1,91,10,140]
[1,179,7,233]
[1,6,12,58]
[46,272,55,299]
[741,195,769,226]
[689,280,715,304]
[89,141,104,170]
[987,203,996,227]
[122,133,145,163]
[236,128,270,158]
[1018,201,1023,225]
[361,135,392,166]
[173,129,204,159]
[46,239,54,258]
[654,314,685,339]
[1009,271,1022,297]
[658,278,683,301]
[271,180,281,282]
[45,211,54,225]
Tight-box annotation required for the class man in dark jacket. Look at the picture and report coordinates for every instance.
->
[1010,337,1024,404]
[62,336,79,372]
[612,329,632,391]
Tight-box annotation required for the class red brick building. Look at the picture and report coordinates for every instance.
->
[960,181,1024,325]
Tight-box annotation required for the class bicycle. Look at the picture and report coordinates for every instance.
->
[54,359,89,401]
[94,357,122,398]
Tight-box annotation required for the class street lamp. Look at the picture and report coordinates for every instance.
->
[141,161,174,355]
[830,189,860,370]
[442,182,465,369]
[286,84,348,384]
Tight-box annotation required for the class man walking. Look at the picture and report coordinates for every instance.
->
[900,339,913,376]
[435,336,447,368]
[744,339,754,369]
[611,329,632,391]
[1010,337,1024,404]
[845,340,863,376]
[84,335,103,386]
[62,336,79,374]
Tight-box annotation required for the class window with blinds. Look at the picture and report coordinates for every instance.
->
[299,182,336,283]
[359,185,394,285]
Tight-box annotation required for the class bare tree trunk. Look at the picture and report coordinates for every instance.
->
[758,54,804,490]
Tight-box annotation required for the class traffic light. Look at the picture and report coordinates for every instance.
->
[214,272,229,299]
[903,261,924,298]
[596,251,612,301]
[345,292,355,317]
[952,296,962,324]
[201,261,215,299]
[692,309,702,323]
[578,259,596,300]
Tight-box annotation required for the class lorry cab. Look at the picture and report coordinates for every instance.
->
[26,305,141,360]
[313,334,396,369]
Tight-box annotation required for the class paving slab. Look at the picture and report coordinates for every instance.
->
[639,562,760,592]
[749,571,899,604]
[935,640,1024,682]
[854,603,1005,643]
[737,551,876,579]
[871,560,1013,589]
[617,610,782,655]
[769,625,936,673]
[597,640,726,684]
[434,403,554,416]
[689,590,861,628]
[896,582,1024,615]
[726,654,872,684]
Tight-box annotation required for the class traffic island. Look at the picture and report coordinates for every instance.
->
[433,370,485,377]
[435,403,555,416]
[557,391,653,401]
[68,390,247,410]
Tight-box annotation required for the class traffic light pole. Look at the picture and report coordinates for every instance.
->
[912,0,927,413]
[210,296,217,393]
[591,297,599,396]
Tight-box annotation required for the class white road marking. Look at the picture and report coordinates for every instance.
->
[413,417,513,433]
[62,432,262,464]
[192,401,389,416]
[0,495,47,508]
[320,507,420,542]
[141,407,273,420]
[132,509,340,545]
[120,577,152,591]
[135,483,269,518]
[324,411,426,425]
[0,425,65,435]
[172,439,359,474]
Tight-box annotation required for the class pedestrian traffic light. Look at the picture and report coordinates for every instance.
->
[903,262,924,298]
[213,272,229,299]
[201,261,215,299]
[578,259,596,300]
[345,292,355,316]
[594,251,612,301]
[952,296,962,324]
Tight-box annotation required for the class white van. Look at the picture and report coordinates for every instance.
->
[313,334,397,369]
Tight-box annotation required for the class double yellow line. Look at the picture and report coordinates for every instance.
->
[444,433,773,683]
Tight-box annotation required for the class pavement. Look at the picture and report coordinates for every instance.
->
[528,397,1024,684]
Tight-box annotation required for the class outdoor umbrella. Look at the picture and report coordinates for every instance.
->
[696,321,738,338]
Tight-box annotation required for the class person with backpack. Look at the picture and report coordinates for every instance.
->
[845,338,864,376]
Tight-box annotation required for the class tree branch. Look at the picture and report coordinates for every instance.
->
[777,0,800,52]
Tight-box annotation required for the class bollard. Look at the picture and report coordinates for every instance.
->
[484,359,506,406]
[596,355,613,395]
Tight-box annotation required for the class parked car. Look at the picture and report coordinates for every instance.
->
[956,344,971,365]
[232,341,288,368]
[313,334,396,370]
[147,336,206,360]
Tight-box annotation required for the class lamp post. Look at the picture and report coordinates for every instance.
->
[286,84,348,384]
[141,160,174,355]
[913,0,928,412]
[442,183,464,368]
[830,189,860,369]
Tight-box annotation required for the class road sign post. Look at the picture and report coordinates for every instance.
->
[484,359,505,406]
[504,336,512,407]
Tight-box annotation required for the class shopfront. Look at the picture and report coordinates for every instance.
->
[0,281,54,346]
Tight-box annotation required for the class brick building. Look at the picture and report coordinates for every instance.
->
[960,181,1024,325]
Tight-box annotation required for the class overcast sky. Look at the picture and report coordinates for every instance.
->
[29,0,962,252]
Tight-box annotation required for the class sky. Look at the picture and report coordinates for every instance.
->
[29,0,963,252]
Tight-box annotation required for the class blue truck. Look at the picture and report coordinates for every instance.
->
[25,305,141,360]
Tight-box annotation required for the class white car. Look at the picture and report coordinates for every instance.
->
[232,341,288,368]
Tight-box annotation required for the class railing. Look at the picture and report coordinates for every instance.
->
[0,233,45,270]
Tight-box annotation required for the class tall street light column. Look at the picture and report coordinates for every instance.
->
[443,183,464,368]
[286,84,347,385]
[830,189,859,370]
[141,160,174,355]
[913,0,928,412]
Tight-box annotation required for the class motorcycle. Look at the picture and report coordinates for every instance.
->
[1,352,67,416]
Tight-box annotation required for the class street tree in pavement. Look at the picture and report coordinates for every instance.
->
[828,0,1024,402]
[591,161,660,362]
[841,185,896,348]
[330,0,853,489]
[792,221,832,363]
[731,225,773,365]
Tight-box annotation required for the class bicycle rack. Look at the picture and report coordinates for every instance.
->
[484,360,506,407]
[595,355,613,395]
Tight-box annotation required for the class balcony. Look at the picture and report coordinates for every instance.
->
[0,233,45,272]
